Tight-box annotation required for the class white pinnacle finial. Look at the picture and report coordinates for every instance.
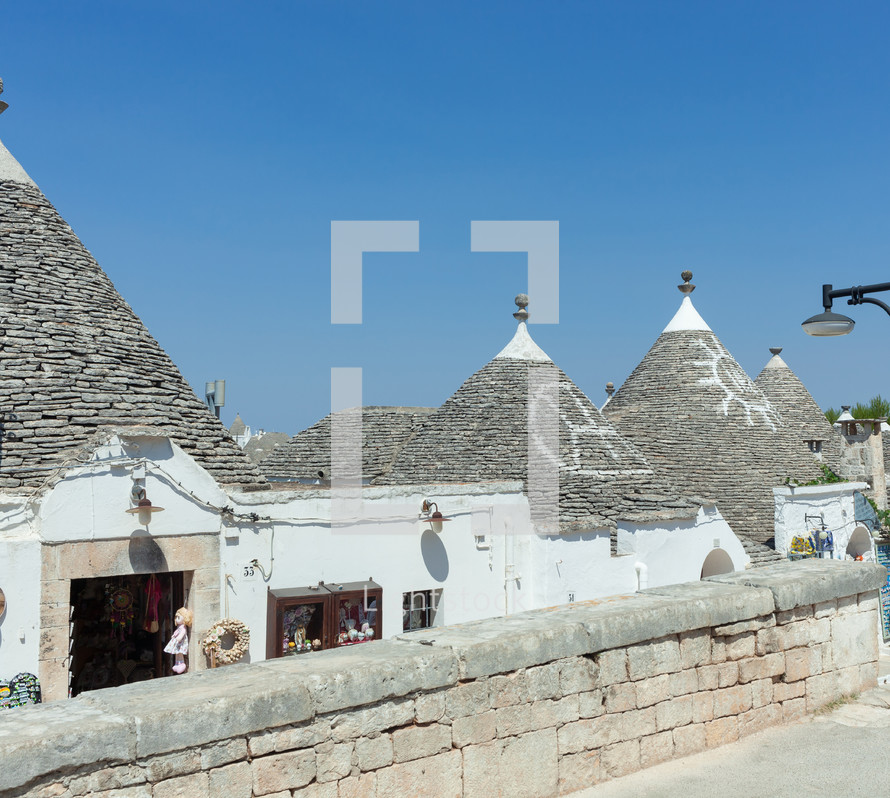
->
[495,294,551,362]
[663,271,711,333]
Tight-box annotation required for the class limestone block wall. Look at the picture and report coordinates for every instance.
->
[838,420,887,510]
[1,560,884,798]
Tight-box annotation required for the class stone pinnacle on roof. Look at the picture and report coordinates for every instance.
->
[769,347,783,356]
[495,294,552,362]
[0,81,36,187]
[662,271,711,333]
[513,293,530,320]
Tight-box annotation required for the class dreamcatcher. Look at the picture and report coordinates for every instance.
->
[107,585,135,639]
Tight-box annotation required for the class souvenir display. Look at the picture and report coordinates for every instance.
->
[69,572,184,696]
[0,673,41,709]
[164,607,192,674]
[266,580,382,658]
[202,617,250,666]
[335,593,378,647]
[790,535,815,558]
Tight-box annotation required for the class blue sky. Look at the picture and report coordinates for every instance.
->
[3,2,889,434]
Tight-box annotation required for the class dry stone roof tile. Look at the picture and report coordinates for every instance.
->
[376,321,705,532]
[260,406,435,481]
[603,298,822,547]
[243,431,291,464]
[753,350,843,471]
[0,141,264,489]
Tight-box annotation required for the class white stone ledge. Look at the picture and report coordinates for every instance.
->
[707,559,886,612]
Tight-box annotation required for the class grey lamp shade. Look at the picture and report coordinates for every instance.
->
[801,310,855,337]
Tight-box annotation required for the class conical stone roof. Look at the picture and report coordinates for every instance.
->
[0,124,264,489]
[261,406,436,482]
[377,296,705,532]
[753,348,842,471]
[602,273,822,548]
[230,413,248,437]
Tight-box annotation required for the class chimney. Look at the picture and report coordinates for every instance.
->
[837,415,887,509]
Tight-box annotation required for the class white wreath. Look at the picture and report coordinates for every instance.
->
[202,618,250,665]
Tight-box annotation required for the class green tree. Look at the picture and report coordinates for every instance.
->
[824,407,840,424]
[852,394,890,419]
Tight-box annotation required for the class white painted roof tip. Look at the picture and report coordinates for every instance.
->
[495,320,552,362]
[763,353,789,370]
[0,136,36,187]
[661,296,712,333]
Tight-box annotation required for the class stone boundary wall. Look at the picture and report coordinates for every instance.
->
[1,560,885,798]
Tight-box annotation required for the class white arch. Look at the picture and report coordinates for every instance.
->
[701,548,735,579]
[846,525,874,560]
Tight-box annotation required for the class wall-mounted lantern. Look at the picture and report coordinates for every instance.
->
[126,486,165,525]
[420,499,451,534]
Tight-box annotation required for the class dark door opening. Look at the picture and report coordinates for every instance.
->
[69,572,184,697]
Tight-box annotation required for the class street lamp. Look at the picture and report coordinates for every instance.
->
[802,282,890,337]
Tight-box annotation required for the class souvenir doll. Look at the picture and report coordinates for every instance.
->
[164,607,193,674]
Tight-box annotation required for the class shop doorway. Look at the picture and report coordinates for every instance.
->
[69,572,184,697]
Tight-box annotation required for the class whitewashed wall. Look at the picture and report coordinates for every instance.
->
[773,482,871,558]
[528,531,636,608]
[616,505,747,587]
[224,483,530,662]
[38,435,226,543]
[0,537,41,679]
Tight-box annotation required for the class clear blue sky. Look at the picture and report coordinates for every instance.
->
[3,2,889,434]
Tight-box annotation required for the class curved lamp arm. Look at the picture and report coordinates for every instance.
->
[848,288,890,318]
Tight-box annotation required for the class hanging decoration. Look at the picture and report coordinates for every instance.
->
[107,586,135,638]
[202,618,250,666]
[143,574,161,633]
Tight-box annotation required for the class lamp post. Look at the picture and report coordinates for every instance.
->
[802,282,890,336]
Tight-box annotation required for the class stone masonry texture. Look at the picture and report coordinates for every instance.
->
[603,327,824,561]
[377,354,705,533]
[0,560,883,797]
[753,351,843,473]
[0,177,264,490]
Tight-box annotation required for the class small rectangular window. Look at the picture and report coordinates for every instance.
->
[402,589,440,631]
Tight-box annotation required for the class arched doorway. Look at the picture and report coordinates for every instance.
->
[701,548,734,579]
[846,526,874,560]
